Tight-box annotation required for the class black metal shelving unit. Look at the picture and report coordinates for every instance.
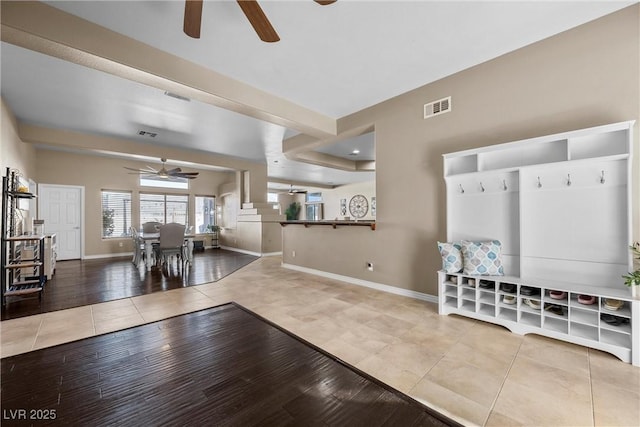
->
[1,167,45,307]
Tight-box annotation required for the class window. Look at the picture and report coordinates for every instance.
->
[305,203,323,221]
[306,192,322,203]
[267,192,279,203]
[305,192,323,221]
[140,193,188,225]
[101,190,132,238]
[140,176,188,190]
[195,196,216,233]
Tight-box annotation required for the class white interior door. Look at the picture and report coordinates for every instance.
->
[38,184,83,260]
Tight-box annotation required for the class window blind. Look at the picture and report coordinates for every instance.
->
[101,190,132,238]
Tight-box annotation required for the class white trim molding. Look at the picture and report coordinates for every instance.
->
[282,263,438,304]
[219,246,282,257]
[83,252,134,260]
[261,251,283,257]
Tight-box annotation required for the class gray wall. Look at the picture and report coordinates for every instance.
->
[284,5,640,296]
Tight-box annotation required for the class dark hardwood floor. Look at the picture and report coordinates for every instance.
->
[1,249,257,321]
[0,303,459,426]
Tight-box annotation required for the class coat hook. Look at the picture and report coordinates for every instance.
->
[567,174,572,186]
[502,179,508,191]
[459,184,464,194]
[600,170,605,184]
[480,182,485,192]
[537,176,542,188]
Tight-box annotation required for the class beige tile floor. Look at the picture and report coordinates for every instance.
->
[2,257,639,426]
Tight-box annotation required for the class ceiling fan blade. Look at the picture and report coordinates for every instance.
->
[124,166,158,174]
[184,0,203,39]
[236,0,280,43]
[124,158,198,180]
[314,1,337,5]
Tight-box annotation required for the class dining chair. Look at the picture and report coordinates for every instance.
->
[154,223,186,270]
[142,221,162,233]
[130,227,145,266]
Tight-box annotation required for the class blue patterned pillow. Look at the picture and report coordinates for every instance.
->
[461,240,504,276]
[437,241,463,273]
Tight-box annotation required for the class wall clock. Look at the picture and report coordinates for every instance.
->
[349,194,369,219]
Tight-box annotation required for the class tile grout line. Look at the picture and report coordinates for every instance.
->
[482,336,524,426]
[587,348,596,427]
[90,305,96,337]
[191,285,217,305]
[29,316,45,351]
[404,323,475,427]
[129,295,150,321]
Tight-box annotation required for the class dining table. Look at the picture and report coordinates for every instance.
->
[138,231,196,271]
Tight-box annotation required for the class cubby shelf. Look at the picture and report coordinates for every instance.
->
[438,271,638,365]
[440,121,638,366]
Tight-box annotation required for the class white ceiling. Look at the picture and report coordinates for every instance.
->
[315,132,375,161]
[1,0,635,189]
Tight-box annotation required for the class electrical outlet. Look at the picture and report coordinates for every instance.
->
[292,250,296,258]
[366,262,373,271]
[118,242,123,247]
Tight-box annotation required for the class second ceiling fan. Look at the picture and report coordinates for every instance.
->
[124,158,199,180]
[184,0,336,43]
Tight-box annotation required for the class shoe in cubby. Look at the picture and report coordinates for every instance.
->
[521,286,540,296]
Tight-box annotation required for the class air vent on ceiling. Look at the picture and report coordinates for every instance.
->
[164,91,191,102]
[138,130,158,138]
[424,96,452,119]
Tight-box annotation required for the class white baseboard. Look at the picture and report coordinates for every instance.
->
[281,263,438,304]
[261,251,283,257]
[83,248,281,260]
[219,246,279,257]
[83,252,133,260]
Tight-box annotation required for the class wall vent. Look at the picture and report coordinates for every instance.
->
[164,91,191,102]
[138,130,158,138]
[424,96,452,119]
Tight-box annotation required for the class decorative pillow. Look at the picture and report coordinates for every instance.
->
[461,240,504,276]
[437,241,463,273]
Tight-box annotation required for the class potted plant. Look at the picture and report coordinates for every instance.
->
[622,242,640,298]
[206,224,220,234]
[285,202,301,221]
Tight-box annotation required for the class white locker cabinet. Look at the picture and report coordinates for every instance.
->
[439,121,639,366]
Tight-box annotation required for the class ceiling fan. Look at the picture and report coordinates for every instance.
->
[124,158,199,180]
[288,184,307,195]
[184,0,337,43]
